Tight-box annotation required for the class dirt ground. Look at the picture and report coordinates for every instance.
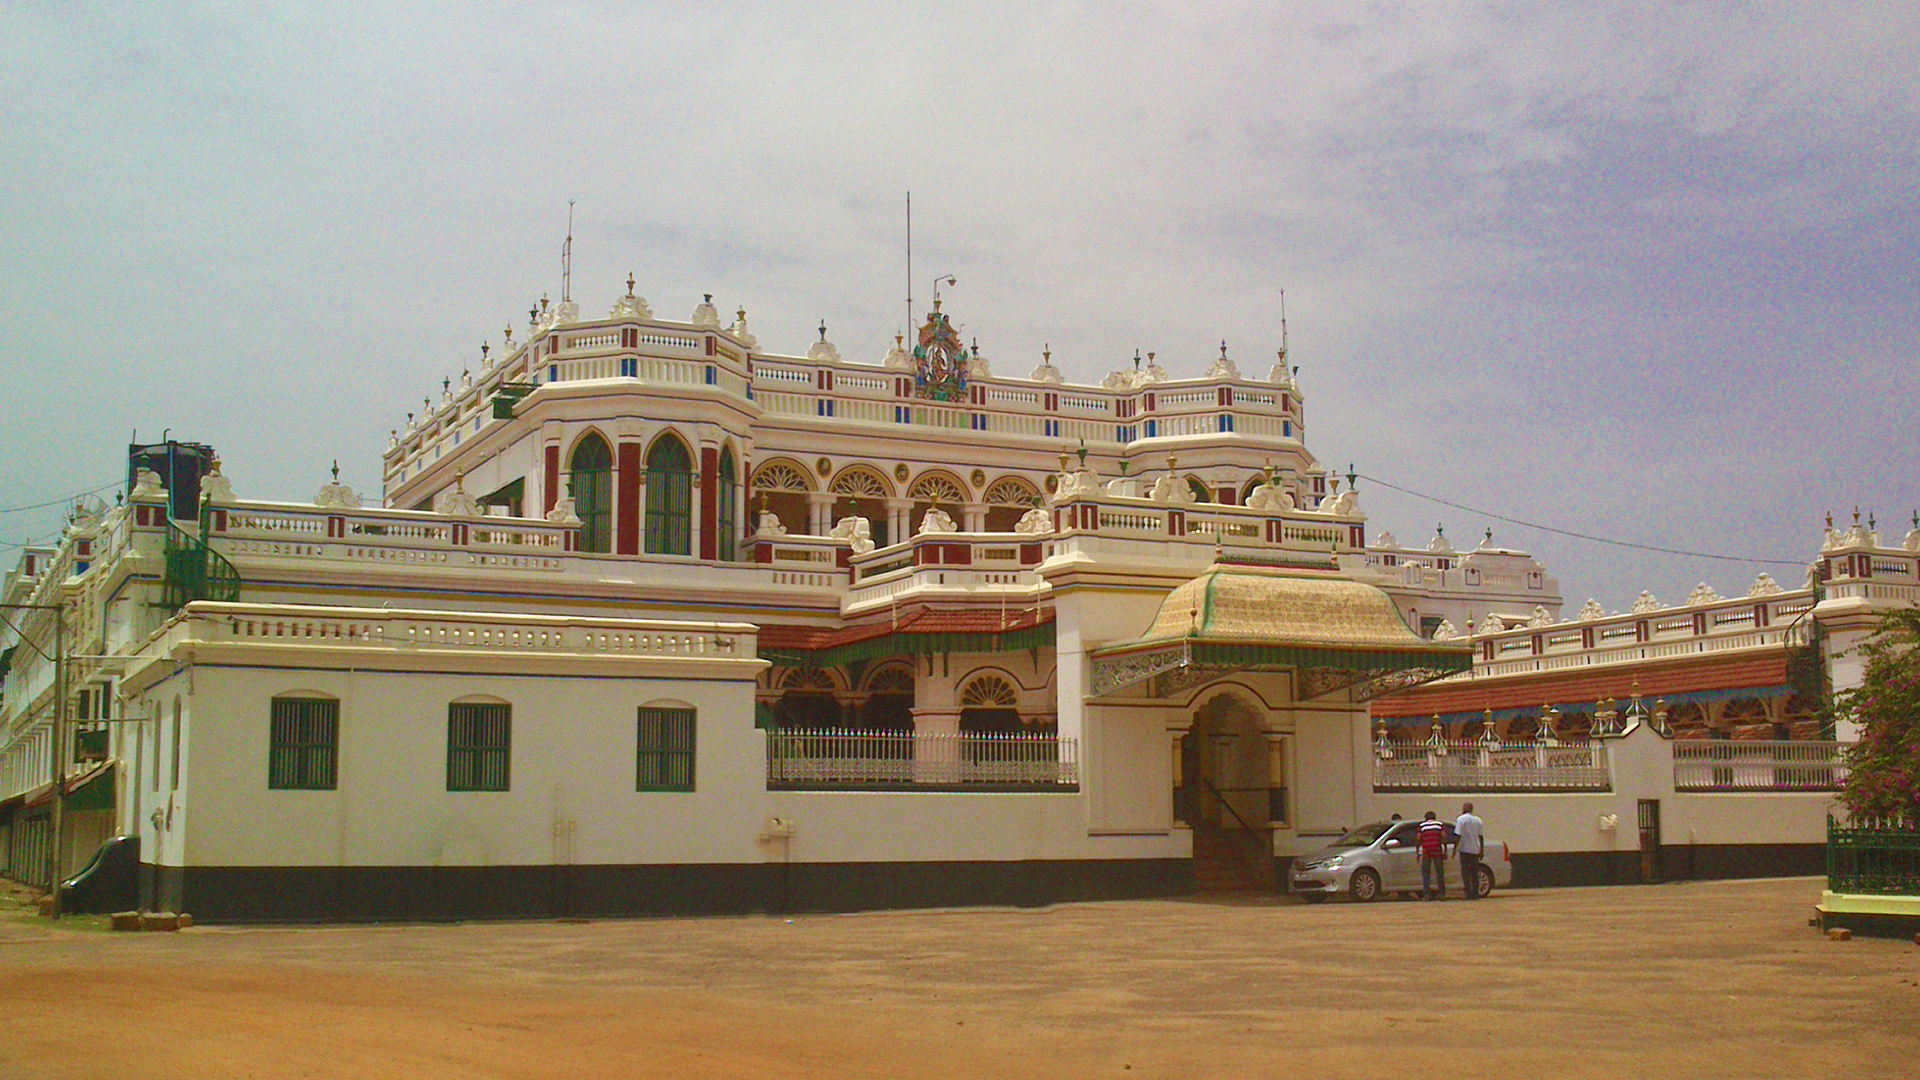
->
[0,877,1914,1080]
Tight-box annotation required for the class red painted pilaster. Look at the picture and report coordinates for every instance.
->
[543,445,561,515]
[700,447,719,560]
[617,442,641,555]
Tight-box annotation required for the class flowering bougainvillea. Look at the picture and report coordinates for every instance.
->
[1837,609,1920,821]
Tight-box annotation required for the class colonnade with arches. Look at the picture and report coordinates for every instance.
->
[758,659,1058,738]
[749,459,1049,545]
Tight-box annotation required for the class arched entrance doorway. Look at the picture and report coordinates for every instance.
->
[1178,692,1280,891]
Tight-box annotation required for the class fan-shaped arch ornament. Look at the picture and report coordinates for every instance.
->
[909,474,967,504]
[831,467,892,498]
[984,478,1042,507]
[960,675,1019,707]
[752,461,813,492]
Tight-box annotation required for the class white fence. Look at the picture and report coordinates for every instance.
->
[765,729,1079,789]
[1373,739,1612,792]
[1672,740,1850,791]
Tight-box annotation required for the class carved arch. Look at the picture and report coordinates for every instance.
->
[983,476,1042,507]
[908,471,969,504]
[752,458,815,492]
[960,674,1019,708]
[831,465,894,498]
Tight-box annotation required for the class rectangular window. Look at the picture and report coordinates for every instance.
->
[269,697,339,790]
[448,703,511,792]
[636,707,696,791]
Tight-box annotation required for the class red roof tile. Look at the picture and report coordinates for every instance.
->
[758,607,1053,654]
[1372,654,1790,718]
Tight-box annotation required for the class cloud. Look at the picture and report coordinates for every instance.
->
[0,1,1914,605]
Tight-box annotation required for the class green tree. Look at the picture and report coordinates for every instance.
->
[1837,608,1920,821]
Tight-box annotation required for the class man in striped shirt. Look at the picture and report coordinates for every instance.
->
[1418,810,1450,900]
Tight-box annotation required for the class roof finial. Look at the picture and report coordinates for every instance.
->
[442,376,450,393]
[1133,348,1141,371]
[1043,343,1051,362]
[1485,526,1494,544]
[1076,438,1088,467]
[1436,522,1445,538]
[480,342,489,360]
[1220,339,1228,358]
[626,271,635,297]
[1869,512,1877,531]
[504,323,514,344]
[1853,505,1861,525]
[1825,509,1833,529]
[1346,463,1357,490]
[330,459,340,482]
[971,337,980,357]
[819,319,829,342]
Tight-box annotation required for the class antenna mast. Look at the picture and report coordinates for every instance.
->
[906,191,913,331]
[1279,287,1288,355]
[561,199,575,303]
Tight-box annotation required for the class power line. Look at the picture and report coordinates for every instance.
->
[1355,472,1807,567]
[0,479,121,516]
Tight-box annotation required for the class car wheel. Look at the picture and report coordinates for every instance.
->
[1349,868,1381,902]
[1299,892,1327,904]
[1474,865,1495,899]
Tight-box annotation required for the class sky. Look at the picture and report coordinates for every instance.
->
[2,1,1915,610]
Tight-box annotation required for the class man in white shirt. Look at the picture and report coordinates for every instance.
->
[1455,802,1486,900]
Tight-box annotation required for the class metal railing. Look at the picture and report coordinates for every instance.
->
[1373,738,1611,792]
[1828,815,1920,896]
[765,728,1078,789]
[1673,740,1851,791]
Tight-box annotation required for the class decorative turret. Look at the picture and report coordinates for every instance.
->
[882,332,913,371]
[732,307,759,349]
[689,293,722,329]
[805,320,840,362]
[1029,343,1063,384]
[610,273,653,319]
[1207,340,1240,380]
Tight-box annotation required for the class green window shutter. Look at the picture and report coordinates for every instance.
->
[636,707,696,792]
[570,435,614,553]
[448,703,512,792]
[644,438,693,556]
[269,698,339,791]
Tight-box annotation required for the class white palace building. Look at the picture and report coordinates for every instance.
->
[1,280,1908,920]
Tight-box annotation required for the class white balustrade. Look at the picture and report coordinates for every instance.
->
[1373,738,1611,791]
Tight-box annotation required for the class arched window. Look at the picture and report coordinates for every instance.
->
[569,434,613,553]
[830,466,894,546]
[717,447,738,562]
[645,435,693,555]
[859,664,916,731]
[959,675,1022,734]
[1186,477,1213,503]
[775,667,844,729]
[982,476,1042,532]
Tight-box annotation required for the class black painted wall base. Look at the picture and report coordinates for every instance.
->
[145,842,1828,923]
[1509,843,1826,889]
[144,858,1194,924]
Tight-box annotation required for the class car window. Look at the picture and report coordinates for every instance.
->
[1383,823,1420,847]
[1332,822,1392,847]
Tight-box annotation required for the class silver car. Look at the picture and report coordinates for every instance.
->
[1289,820,1512,902]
